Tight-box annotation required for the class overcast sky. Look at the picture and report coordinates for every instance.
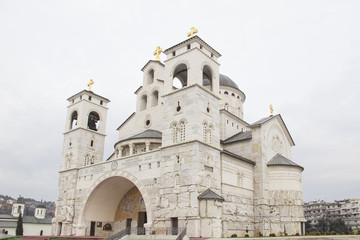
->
[0,0,359,203]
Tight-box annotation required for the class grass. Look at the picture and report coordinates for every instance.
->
[0,237,20,240]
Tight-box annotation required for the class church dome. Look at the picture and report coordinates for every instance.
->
[203,74,240,91]
[219,74,240,90]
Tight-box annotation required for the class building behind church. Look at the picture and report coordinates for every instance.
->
[53,32,305,238]
[0,197,52,236]
[305,199,360,230]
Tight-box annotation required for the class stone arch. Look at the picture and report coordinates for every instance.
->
[172,62,189,89]
[147,69,155,85]
[77,169,152,233]
[266,123,289,160]
[202,64,214,91]
[140,94,148,111]
[70,110,78,130]
[151,89,159,107]
[87,110,103,131]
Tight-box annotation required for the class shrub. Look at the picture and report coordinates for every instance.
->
[295,232,300,236]
[269,233,276,237]
[230,233,237,238]
[244,234,249,237]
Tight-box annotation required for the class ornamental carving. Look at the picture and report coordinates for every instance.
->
[271,135,284,155]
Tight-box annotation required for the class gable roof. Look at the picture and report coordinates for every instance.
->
[0,221,17,228]
[222,131,252,144]
[250,114,295,146]
[198,188,224,201]
[115,129,162,146]
[267,153,304,171]
[221,150,255,166]
[23,216,52,224]
[141,60,165,72]
[164,35,221,57]
[67,89,110,102]
[126,129,162,140]
[116,112,135,130]
[250,115,277,127]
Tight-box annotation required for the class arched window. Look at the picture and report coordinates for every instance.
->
[209,125,213,144]
[66,158,71,169]
[202,65,213,91]
[173,64,188,89]
[140,95,147,111]
[237,171,244,187]
[224,91,229,95]
[70,111,78,130]
[175,174,180,187]
[172,123,178,143]
[203,122,208,143]
[147,69,154,85]
[84,155,90,166]
[180,121,186,142]
[103,223,112,231]
[87,111,100,131]
[151,91,159,107]
[206,175,211,188]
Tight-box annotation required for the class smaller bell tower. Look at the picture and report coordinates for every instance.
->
[61,83,110,170]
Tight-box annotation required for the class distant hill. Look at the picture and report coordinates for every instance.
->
[0,194,56,217]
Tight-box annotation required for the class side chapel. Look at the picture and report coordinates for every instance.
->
[53,29,305,238]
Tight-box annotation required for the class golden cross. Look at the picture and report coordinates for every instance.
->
[187,27,198,38]
[88,79,94,91]
[153,46,163,62]
[270,104,274,116]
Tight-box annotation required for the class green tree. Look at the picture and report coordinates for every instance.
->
[329,219,346,233]
[316,218,329,233]
[305,220,313,233]
[16,212,24,236]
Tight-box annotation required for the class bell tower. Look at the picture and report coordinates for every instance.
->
[161,31,222,148]
[61,85,110,170]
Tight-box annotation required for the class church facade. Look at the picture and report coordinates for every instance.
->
[53,34,305,238]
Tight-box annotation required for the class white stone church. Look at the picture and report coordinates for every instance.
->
[53,33,305,238]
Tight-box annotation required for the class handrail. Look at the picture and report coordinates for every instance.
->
[176,228,186,240]
[106,228,130,240]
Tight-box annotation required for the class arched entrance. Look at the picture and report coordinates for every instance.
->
[80,175,150,237]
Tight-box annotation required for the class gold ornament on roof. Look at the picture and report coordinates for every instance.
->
[88,79,94,91]
[187,27,198,38]
[153,46,163,62]
[270,104,274,116]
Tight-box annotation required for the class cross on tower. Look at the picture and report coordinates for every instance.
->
[153,46,163,62]
[270,104,274,116]
[187,27,198,37]
[88,79,94,91]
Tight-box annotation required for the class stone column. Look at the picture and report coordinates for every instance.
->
[144,223,152,235]
[129,144,134,156]
[119,147,123,157]
[145,142,150,152]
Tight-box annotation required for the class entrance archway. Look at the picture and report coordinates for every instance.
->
[79,172,151,237]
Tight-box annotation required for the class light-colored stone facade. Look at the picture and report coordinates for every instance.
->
[53,36,305,238]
